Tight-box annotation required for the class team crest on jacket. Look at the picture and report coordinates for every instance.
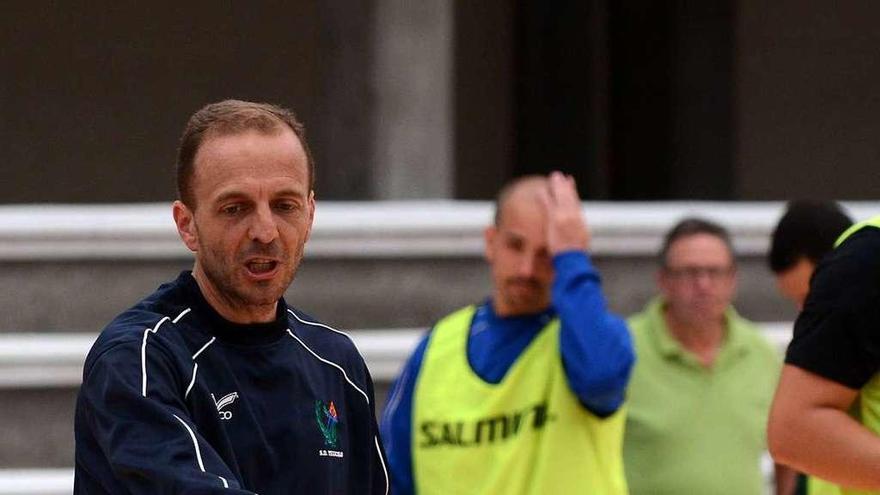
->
[315,400,344,458]
[211,392,238,420]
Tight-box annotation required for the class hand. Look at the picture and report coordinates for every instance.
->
[539,171,591,255]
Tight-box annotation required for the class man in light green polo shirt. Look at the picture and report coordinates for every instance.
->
[624,217,794,495]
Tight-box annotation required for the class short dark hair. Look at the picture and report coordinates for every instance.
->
[768,200,853,273]
[176,99,315,207]
[659,217,735,267]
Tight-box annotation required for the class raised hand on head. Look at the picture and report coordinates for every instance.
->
[538,171,591,255]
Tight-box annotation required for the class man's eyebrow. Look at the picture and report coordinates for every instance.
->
[211,187,308,204]
[502,230,525,242]
[212,190,249,204]
[271,187,309,199]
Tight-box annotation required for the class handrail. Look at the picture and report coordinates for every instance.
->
[0,469,72,495]
[2,201,878,260]
[0,330,422,387]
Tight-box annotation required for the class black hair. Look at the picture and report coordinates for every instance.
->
[768,200,853,273]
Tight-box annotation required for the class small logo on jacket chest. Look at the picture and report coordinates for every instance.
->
[212,392,239,420]
[315,400,344,458]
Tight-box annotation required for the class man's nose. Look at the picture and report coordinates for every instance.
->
[518,253,536,277]
[692,271,715,289]
[248,205,279,244]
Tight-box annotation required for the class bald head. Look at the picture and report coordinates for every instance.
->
[493,175,549,226]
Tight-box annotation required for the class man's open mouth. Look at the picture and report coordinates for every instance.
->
[246,260,279,275]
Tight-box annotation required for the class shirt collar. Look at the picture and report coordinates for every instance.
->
[179,271,289,346]
[477,298,555,326]
[643,297,751,367]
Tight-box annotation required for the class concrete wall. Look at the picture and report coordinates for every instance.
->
[372,0,454,199]
[736,0,880,199]
[4,2,880,203]
[0,2,380,202]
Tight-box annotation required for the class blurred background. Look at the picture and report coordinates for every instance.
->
[5,1,880,203]
[1,1,880,492]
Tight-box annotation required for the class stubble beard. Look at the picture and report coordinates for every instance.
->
[499,278,550,315]
[199,242,304,313]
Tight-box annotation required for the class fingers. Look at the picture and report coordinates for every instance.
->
[544,171,590,254]
[547,171,581,209]
[535,180,551,209]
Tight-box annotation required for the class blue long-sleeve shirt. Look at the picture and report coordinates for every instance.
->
[380,251,635,495]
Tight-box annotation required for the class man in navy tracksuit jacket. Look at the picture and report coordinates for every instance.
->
[74,100,388,494]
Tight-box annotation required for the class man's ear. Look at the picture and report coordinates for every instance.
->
[304,190,316,243]
[483,226,497,263]
[172,200,199,252]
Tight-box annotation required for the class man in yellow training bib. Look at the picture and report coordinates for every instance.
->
[381,172,635,494]
[768,200,853,495]
[769,216,880,494]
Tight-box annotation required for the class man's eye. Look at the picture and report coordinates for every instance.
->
[275,202,298,212]
[221,204,243,215]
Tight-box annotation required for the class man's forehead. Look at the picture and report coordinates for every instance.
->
[195,129,305,173]
[197,128,301,160]
[666,233,734,264]
[497,201,547,232]
[189,128,310,203]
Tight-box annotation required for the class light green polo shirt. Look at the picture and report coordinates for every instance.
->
[624,298,781,495]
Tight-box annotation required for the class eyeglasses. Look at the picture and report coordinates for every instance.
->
[663,265,734,281]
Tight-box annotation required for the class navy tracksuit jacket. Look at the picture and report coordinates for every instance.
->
[74,272,388,494]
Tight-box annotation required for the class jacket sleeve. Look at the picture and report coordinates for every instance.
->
[78,338,255,494]
[553,251,635,417]
[364,364,392,495]
[379,332,431,495]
